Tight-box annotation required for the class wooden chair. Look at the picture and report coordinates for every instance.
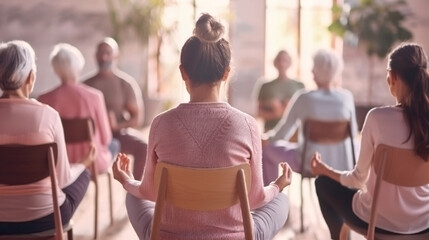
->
[299,119,356,233]
[61,118,114,239]
[0,143,73,240]
[150,162,253,240]
[340,144,429,240]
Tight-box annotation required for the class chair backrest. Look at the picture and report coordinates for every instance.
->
[301,119,356,175]
[304,119,351,144]
[0,143,64,240]
[61,117,97,175]
[150,162,253,240]
[61,118,94,143]
[367,144,429,240]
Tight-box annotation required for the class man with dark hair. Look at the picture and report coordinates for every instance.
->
[85,37,147,179]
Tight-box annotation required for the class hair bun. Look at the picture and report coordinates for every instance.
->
[193,13,224,43]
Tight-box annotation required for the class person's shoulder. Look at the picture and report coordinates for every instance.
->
[333,87,354,99]
[37,88,56,102]
[82,72,100,86]
[288,79,305,87]
[29,98,60,117]
[114,69,136,83]
[226,104,258,124]
[366,105,402,123]
[368,105,400,115]
[78,83,104,97]
[260,78,279,88]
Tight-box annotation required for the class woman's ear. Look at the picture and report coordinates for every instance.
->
[221,66,230,82]
[24,70,36,96]
[179,65,189,81]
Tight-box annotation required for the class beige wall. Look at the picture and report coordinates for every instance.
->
[342,0,429,106]
[228,0,266,116]
[1,0,428,113]
[0,0,144,97]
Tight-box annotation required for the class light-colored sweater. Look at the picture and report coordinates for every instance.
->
[125,102,279,240]
[267,88,358,173]
[0,98,85,221]
[38,83,113,174]
[341,106,429,234]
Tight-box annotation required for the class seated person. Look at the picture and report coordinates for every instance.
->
[84,37,147,179]
[0,40,92,234]
[112,13,292,240]
[38,43,117,174]
[262,49,358,185]
[257,50,305,132]
[311,42,429,239]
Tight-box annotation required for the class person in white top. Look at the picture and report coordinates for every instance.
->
[262,49,358,185]
[311,42,429,239]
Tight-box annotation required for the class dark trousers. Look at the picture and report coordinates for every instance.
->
[113,128,147,180]
[0,170,91,234]
[314,176,424,240]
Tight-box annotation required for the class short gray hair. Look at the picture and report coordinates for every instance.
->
[50,43,85,79]
[313,49,343,84]
[0,40,36,91]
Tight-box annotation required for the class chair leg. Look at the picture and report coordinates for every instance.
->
[93,177,99,239]
[340,224,351,240]
[300,177,305,233]
[67,228,73,240]
[107,172,114,225]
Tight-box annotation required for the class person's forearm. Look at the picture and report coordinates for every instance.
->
[321,165,342,183]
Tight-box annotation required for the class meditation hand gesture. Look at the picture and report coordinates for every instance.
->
[274,162,292,192]
[112,153,135,185]
[311,152,331,176]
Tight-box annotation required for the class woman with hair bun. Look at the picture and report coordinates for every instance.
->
[112,13,292,240]
[311,43,429,239]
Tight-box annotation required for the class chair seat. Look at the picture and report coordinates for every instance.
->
[0,221,73,239]
[346,221,429,240]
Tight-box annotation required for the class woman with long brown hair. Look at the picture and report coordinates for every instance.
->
[311,42,429,239]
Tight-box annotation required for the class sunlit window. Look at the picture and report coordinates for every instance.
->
[266,0,335,89]
[148,0,230,105]
[151,0,335,107]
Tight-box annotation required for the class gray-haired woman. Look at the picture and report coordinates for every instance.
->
[262,48,358,185]
[0,40,92,235]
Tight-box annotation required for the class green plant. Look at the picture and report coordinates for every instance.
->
[328,0,413,104]
[106,0,165,45]
[329,0,412,59]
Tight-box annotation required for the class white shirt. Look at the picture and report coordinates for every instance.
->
[341,106,429,234]
[266,88,358,174]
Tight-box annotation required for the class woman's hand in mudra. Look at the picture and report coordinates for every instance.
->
[112,153,135,185]
[274,162,292,192]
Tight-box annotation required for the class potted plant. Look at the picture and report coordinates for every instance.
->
[328,0,413,129]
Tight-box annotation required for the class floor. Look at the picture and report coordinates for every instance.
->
[71,172,366,240]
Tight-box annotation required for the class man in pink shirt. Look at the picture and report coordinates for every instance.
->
[38,43,115,174]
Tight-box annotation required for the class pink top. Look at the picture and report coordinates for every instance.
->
[0,98,85,221]
[340,106,429,233]
[38,83,112,173]
[125,102,279,240]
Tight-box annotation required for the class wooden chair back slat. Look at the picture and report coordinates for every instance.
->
[0,143,65,240]
[150,162,253,240]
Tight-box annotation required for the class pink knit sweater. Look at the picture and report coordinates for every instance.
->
[125,102,279,239]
